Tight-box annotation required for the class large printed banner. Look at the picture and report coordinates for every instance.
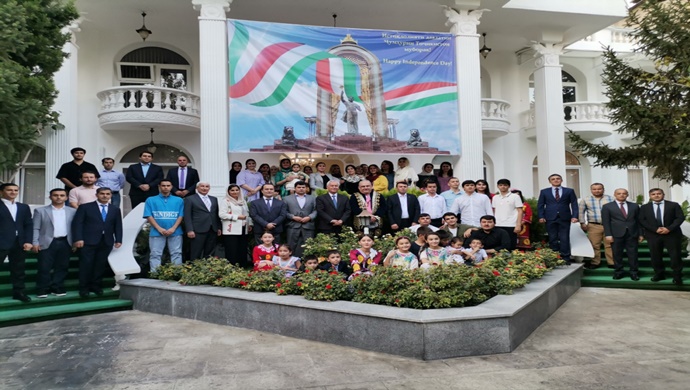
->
[228,20,459,155]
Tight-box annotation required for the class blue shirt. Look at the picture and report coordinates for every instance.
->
[97,169,126,192]
[141,163,150,177]
[143,194,184,237]
[441,189,464,210]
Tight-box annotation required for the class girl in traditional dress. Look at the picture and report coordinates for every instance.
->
[272,244,300,277]
[342,164,363,194]
[383,236,419,269]
[394,157,418,188]
[348,235,382,280]
[512,189,533,250]
[252,232,279,271]
[419,232,450,268]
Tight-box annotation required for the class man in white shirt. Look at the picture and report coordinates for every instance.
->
[418,181,446,227]
[0,183,34,302]
[450,180,493,227]
[491,179,523,251]
[68,171,100,208]
[387,181,420,233]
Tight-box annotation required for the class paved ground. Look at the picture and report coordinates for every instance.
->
[1,288,690,390]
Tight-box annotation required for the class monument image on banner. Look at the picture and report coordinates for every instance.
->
[228,20,459,155]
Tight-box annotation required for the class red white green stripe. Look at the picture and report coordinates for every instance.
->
[384,82,457,111]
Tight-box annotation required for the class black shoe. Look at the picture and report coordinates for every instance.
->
[651,275,666,282]
[584,264,601,270]
[12,293,32,303]
[79,292,90,298]
[93,290,104,296]
[612,273,624,280]
[630,274,640,281]
[673,277,683,285]
[607,265,615,269]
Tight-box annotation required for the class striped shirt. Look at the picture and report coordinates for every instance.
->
[578,195,614,224]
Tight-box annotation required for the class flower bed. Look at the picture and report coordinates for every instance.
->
[153,248,563,310]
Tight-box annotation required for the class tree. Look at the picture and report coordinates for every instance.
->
[0,0,78,172]
[569,0,690,185]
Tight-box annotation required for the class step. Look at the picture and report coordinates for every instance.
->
[0,278,116,296]
[582,275,690,291]
[0,299,132,328]
[0,268,81,284]
[0,290,121,311]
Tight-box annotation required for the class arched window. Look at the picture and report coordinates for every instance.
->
[528,70,578,104]
[532,151,582,197]
[117,46,191,91]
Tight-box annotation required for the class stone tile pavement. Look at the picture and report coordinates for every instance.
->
[1,287,690,389]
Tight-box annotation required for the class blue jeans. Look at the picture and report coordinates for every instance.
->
[110,191,121,209]
[149,235,183,273]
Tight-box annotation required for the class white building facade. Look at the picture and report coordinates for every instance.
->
[18,0,687,209]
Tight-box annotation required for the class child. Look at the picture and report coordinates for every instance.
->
[272,244,301,277]
[461,238,488,265]
[317,250,351,278]
[383,236,419,270]
[252,232,279,271]
[419,232,450,268]
[446,236,466,264]
[348,235,382,280]
[436,229,452,248]
[284,163,309,194]
[296,254,319,274]
[411,226,432,258]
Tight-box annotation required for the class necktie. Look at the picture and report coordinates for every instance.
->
[619,202,627,218]
[365,195,373,213]
[179,168,186,188]
[265,198,271,209]
[554,187,560,201]
[655,203,663,226]
[101,205,107,222]
[202,196,211,211]
[332,194,337,208]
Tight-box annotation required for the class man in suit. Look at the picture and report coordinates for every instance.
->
[283,181,317,257]
[537,173,579,264]
[125,151,164,208]
[602,188,643,281]
[349,180,387,236]
[72,187,123,298]
[0,183,34,302]
[166,155,199,198]
[316,180,351,235]
[32,188,76,297]
[249,183,287,243]
[387,181,420,233]
[184,182,221,260]
[639,188,686,284]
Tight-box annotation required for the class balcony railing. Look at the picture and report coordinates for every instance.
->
[523,101,614,140]
[481,98,511,137]
[97,86,201,131]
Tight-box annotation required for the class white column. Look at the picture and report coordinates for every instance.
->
[47,21,81,192]
[193,0,231,196]
[445,7,486,180]
[532,43,566,189]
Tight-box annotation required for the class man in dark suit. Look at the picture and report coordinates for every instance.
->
[283,181,317,257]
[387,181,420,233]
[315,180,351,235]
[125,151,164,208]
[184,182,221,260]
[602,188,643,281]
[537,173,579,264]
[0,183,34,302]
[249,183,287,244]
[72,188,123,298]
[639,188,686,284]
[349,180,387,236]
[166,155,199,198]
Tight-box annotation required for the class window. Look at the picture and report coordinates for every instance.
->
[0,146,46,204]
[528,70,577,105]
[532,151,581,197]
[117,47,191,90]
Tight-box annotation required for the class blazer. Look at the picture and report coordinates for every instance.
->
[315,193,352,231]
[639,200,685,237]
[386,193,421,226]
[72,202,123,246]
[248,197,288,234]
[309,173,335,191]
[126,163,164,197]
[0,201,33,250]
[166,166,200,196]
[184,194,221,233]
[602,201,640,238]
[283,194,317,230]
[537,186,579,221]
[32,205,76,248]
[218,198,252,236]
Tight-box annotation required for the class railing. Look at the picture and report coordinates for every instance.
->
[481,98,511,121]
[97,86,200,116]
[563,102,610,123]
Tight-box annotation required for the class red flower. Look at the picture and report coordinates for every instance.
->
[492,270,500,276]
[504,268,510,271]
[395,299,400,303]
[326,284,332,289]
[508,262,513,265]
[329,271,339,275]
[278,289,285,294]
[296,282,302,287]
[305,269,310,273]
[276,283,282,288]
[239,280,247,286]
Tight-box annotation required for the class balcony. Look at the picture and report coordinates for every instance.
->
[481,99,511,138]
[97,86,200,131]
[523,101,615,140]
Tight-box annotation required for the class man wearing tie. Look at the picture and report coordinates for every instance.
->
[32,188,76,298]
[249,183,287,244]
[166,155,199,198]
[0,183,33,302]
[72,188,123,298]
[387,181,420,233]
[639,188,685,284]
[125,151,164,209]
[283,181,317,257]
[315,180,351,235]
[349,180,387,236]
[602,188,643,281]
[184,182,221,260]
[537,174,579,265]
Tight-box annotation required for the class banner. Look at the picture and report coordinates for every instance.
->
[228,20,459,155]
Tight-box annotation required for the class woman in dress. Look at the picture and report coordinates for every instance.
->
[417,163,439,189]
[219,184,252,268]
[229,161,242,184]
[236,159,265,201]
[274,158,292,197]
[512,189,533,250]
[366,164,389,193]
[394,157,418,188]
[342,164,363,194]
[437,162,453,192]
[475,179,493,200]
[380,160,395,190]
